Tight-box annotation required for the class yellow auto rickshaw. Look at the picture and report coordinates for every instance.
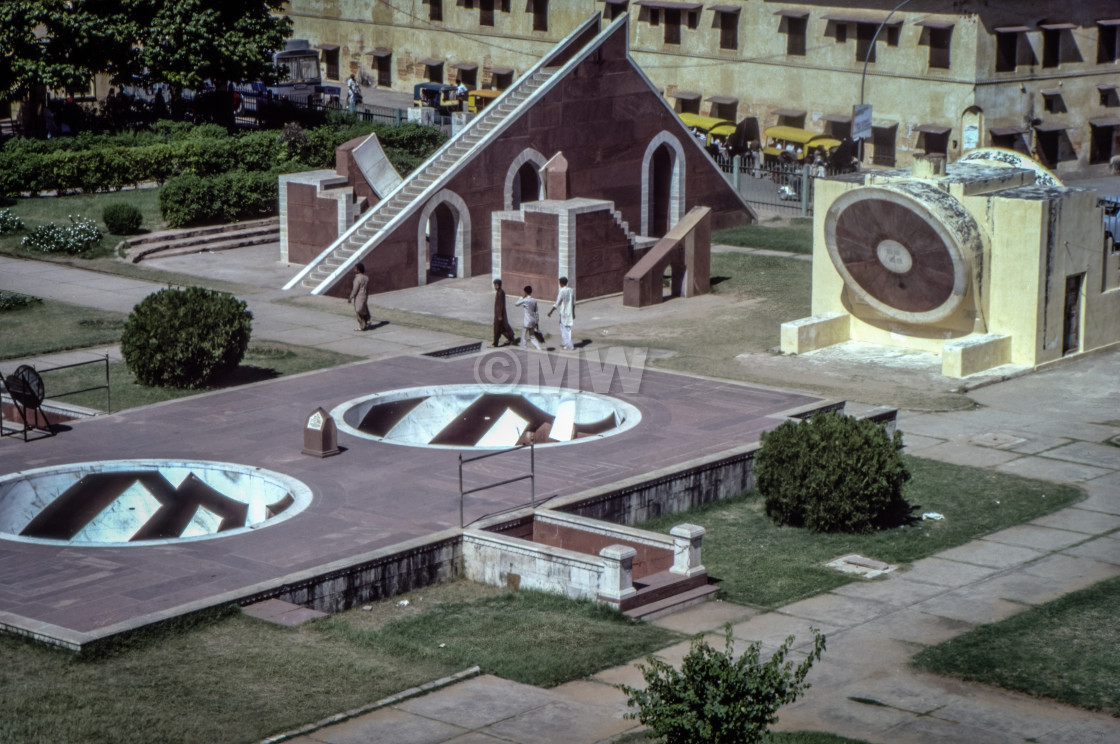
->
[679,112,736,148]
[468,89,500,114]
[762,125,842,164]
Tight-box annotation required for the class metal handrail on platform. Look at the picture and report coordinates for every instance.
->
[37,355,112,413]
[458,439,535,528]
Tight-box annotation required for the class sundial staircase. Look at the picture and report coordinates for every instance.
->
[290,68,557,293]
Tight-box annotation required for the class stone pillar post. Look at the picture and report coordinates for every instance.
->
[599,544,637,602]
[670,523,706,577]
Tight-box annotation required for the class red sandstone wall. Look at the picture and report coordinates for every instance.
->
[531,521,673,580]
[287,183,342,266]
[575,210,632,299]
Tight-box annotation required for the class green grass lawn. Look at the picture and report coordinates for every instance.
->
[0,187,166,255]
[38,343,360,412]
[713,217,813,254]
[638,456,1083,609]
[0,583,680,744]
[912,574,1120,715]
[0,296,127,361]
[604,251,811,382]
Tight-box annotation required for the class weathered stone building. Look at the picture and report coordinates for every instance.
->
[284,0,1120,175]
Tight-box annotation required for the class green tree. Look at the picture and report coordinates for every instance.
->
[2,0,292,101]
[755,412,912,534]
[619,624,826,744]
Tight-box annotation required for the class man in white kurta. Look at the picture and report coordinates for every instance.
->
[548,276,575,350]
[515,286,543,350]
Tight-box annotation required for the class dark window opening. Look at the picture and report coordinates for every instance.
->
[512,162,540,209]
[429,0,443,22]
[1043,92,1066,114]
[426,63,443,84]
[990,131,1029,154]
[480,0,494,26]
[929,27,952,69]
[996,31,1018,71]
[919,130,949,155]
[826,120,852,140]
[1035,129,1061,166]
[376,56,391,87]
[717,11,738,50]
[1102,87,1120,107]
[456,67,477,88]
[710,100,737,120]
[323,49,340,80]
[665,9,681,45]
[677,96,700,115]
[1043,28,1061,68]
[786,17,807,56]
[604,1,628,21]
[1099,23,1119,63]
[886,25,899,46]
[1090,124,1117,164]
[491,70,513,89]
[871,126,897,167]
[531,0,548,31]
[835,22,848,44]
[856,23,877,63]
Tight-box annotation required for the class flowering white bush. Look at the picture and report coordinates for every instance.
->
[0,209,24,234]
[21,215,103,254]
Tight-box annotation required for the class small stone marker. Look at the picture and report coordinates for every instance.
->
[302,407,340,457]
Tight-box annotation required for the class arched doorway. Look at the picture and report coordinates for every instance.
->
[416,189,471,285]
[961,106,983,155]
[649,146,673,237]
[512,162,540,209]
[426,203,457,282]
[641,132,685,237]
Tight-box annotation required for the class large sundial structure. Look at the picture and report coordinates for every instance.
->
[784,150,1120,377]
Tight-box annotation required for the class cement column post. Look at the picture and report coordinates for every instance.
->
[599,545,637,602]
[733,154,741,192]
[670,523,706,577]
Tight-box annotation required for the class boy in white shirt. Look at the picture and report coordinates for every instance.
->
[515,286,543,350]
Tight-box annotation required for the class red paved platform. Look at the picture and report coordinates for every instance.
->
[0,351,825,645]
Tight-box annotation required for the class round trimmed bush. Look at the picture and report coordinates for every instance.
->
[121,287,253,389]
[755,412,911,534]
[102,202,143,234]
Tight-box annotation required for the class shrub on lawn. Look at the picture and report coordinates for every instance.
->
[21,216,103,255]
[0,209,24,234]
[121,287,253,389]
[619,624,826,744]
[0,291,41,312]
[755,412,912,534]
[102,202,143,234]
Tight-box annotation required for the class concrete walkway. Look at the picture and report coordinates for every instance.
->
[2,248,1120,744]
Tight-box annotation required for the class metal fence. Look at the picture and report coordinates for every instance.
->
[713,153,861,218]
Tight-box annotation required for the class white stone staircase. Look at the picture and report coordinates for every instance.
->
[288,68,557,293]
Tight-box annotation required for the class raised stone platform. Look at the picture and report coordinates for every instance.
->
[0,351,828,648]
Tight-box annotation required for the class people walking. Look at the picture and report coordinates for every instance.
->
[547,276,575,350]
[515,286,543,351]
[349,263,371,330]
[491,279,516,347]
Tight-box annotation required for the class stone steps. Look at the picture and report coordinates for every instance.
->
[127,218,280,263]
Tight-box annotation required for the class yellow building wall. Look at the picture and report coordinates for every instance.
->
[285,1,1120,173]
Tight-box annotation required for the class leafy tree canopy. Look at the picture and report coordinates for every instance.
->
[2,0,292,100]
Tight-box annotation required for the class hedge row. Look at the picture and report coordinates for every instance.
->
[159,170,284,228]
[0,121,446,198]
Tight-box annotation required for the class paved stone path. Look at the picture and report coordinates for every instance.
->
[2,249,1120,743]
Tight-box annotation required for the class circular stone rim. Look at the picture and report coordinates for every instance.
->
[331,384,643,449]
[0,460,314,547]
[824,185,974,325]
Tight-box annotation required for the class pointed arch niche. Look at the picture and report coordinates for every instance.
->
[641,132,686,238]
[416,189,472,285]
[504,148,548,210]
